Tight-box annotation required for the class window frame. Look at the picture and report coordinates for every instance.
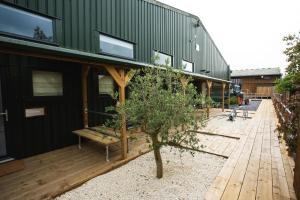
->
[0,2,58,45]
[98,32,135,60]
[153,50,173,67]
[181,59,194,72]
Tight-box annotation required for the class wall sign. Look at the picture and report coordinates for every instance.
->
[25,107,45,118]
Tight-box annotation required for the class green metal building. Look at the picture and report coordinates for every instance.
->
[0,0,230,160]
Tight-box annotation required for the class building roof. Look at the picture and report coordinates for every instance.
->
[231,68,281,78]
[0,35,230,83]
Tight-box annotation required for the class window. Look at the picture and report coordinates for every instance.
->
[99,34,134,59]
[32,71,63,96]
[98,75,114,96]
[153,51,172,66]
[182,60,194,72]
[0,3,54,42]
[196,44,200,52]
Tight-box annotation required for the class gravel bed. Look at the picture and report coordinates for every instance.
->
[57,147,226,200]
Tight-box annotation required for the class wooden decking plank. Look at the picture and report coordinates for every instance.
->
[256,122,273,200]
[205,122,255,200]
[221,122,260,200]
[238,130,263,200]
[205,100,296,200]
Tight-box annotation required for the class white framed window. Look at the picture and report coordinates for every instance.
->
[153,51,172,66]
[32,70,63,96]
[98,75,114,96]
[182,60,194,72]
[99,34,134,59]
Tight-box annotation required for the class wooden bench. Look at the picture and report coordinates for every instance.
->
[72,126,129,162]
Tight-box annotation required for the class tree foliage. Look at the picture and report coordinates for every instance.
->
[107,66,206,178]
[275,32,300,93]
[283,32,300,75]
[275,73,296,93]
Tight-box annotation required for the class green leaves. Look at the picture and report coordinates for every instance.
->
[283,32,300,75]
[275,32,300,93]
[107,65,206,150]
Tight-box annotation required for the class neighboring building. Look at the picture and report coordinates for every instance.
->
[0,0,230,160]
[231,67,281,98]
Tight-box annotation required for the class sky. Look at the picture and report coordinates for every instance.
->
[158,0,300,74]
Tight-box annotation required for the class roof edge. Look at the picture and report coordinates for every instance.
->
[0,35,230,83]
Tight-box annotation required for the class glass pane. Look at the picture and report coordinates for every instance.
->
[153,51,172,66]
[182,60,193,72]
[0,3,53,42]
[98,75,114,96]
[32,71,63,96]
[99,34,134,59]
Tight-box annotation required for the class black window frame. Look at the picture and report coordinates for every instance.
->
[153,50,173,67]
[98,32,136,60]
[0,2,59,46]
[181,59,194,72]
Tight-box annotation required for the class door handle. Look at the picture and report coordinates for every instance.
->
[0,109,8,121]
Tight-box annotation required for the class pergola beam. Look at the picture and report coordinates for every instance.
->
[206,80,212,118]
[82,65,90,128]
[222,82,226,112]
[104,65,135,160]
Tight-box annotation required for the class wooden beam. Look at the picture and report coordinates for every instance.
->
[118,69,127,159]
[180,77,189,89]
[222,82,226,112]
[180,77,189,95]
[104,66,123,87]
[82,65,90,128]
[206,80,212,118]
[125,69,136,86]
[104,66,136,160]
[228,83,231,108]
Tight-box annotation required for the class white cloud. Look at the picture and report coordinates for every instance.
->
[158,0,300,74]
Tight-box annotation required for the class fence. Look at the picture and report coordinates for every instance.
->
[243,92,272,99]
[272,90,300,199]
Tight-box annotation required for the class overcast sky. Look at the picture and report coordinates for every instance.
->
[159,0,300,74]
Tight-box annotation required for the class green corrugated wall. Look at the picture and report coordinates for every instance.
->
[4,0,229,80]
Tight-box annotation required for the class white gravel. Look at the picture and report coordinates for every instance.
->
[57,147,225,200]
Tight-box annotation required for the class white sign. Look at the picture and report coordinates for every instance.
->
[25,107,45,118]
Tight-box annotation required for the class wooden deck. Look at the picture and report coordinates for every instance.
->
[205,100,297,200]
[0,100,296,200]
[0,132,149,200]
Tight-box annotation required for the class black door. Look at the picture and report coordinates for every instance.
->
[0,67,10,160]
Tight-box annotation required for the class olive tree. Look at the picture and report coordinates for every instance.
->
[107,66,206,178]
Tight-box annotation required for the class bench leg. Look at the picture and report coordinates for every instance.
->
[106,146,109,162]
[127,138,129,153]
[78,136,82,149]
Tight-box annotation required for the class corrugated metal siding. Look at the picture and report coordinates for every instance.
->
[0,53,83,158]
[4,0,229,80]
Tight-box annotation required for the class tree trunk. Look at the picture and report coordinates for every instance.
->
[151,134,163,178]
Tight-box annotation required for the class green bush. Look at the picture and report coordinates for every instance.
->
[230,96,237,105]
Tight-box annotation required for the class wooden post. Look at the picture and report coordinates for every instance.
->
[228,83,231,109]
[222,82,226,112]
[104,66,135,160]
[294,111,300,199]
[118,69,127,159]
[206,80,212,118]
[82,65,90,128]
[180,77,189,95]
